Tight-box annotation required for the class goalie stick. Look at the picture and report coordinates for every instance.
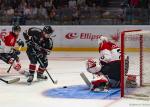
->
[0,77,20,84]
[80,73,109,92]
[80,72,91,88]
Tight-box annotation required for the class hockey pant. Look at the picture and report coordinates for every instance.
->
[26,49,48,74]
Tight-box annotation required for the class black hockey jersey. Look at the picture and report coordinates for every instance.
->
[26,27,53,51]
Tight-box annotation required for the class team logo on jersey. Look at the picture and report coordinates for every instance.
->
[65,33,78,39]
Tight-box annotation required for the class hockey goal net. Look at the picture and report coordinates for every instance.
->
[120,30,150,100]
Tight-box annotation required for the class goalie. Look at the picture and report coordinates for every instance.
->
[0,25,24,73]
[85,36,134,92]
[23,26,54,84]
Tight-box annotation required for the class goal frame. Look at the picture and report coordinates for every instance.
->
[120,29,144,97]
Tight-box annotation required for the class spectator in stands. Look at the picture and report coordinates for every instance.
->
[48,5,56,21]
[31,5,38,18]
[140,0,149,8]
[0,0,2,8]
[88,0,108,7]
[130,0,140,8]
[6,6,14,16]
[72,6,80,24]
[77,0,86,7]
[11,10,26,25]
[86,0,93,7]
[121,0,140,8]
[69,0,77,8]
[38,4,48,19]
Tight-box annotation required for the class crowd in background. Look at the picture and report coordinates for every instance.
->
[0,0,149,25]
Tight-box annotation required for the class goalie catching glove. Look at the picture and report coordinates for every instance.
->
[86,58,109,92]
[86,58,101,74]
[17,39,24,47]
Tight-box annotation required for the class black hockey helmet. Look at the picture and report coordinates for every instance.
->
[43,25,53,34]
[12,25,21,32]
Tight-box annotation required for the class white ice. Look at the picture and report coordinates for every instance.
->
[0,52,150,107]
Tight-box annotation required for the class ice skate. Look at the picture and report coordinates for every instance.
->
[19,70,30,77]
[27,74,34,85]
[37,73,47,81]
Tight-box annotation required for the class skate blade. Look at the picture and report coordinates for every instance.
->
[27,82,32,85]
[37,78,48,81]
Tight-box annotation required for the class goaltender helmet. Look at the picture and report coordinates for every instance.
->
[12,25,21,32]
[43,25,53,34]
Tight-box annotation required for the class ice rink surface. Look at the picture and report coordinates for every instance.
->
[0,52,150,107]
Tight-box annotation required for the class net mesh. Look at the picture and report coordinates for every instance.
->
[121,30,150,99]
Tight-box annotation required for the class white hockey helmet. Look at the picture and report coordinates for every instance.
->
[98,36,108,45]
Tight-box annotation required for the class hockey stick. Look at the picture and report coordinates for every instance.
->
[32,49,57,84]
[80,72,91,88]
[7,46,22,73]
[0,77,20,84]
[51,35,56,38]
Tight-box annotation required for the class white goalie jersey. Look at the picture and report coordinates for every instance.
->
[99,41,120,63]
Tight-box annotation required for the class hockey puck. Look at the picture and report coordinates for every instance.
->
[63,86,67,88]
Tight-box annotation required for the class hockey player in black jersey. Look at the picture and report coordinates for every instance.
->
[23,26,54,84]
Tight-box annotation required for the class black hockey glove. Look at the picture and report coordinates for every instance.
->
[26,40,33,47]
[23,31,30,41]
[17,39,24,47]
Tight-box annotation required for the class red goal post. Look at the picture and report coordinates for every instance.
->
[120,29,150,98]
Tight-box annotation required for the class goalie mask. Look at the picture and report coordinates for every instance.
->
[98,36,108,45]
[86,58,102,74]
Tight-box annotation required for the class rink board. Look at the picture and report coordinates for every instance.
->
[43,85,120,99]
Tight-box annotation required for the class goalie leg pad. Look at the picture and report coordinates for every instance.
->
[91,79,109,91]
[109,79,120,88]
[126,75,137,88]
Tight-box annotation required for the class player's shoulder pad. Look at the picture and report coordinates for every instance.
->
[108,42,119,49]
[99,42,111,51]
